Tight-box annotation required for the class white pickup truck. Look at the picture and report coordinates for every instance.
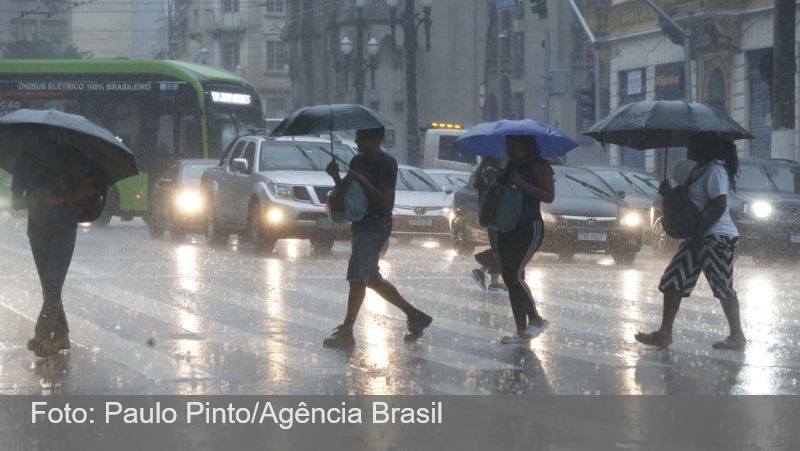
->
[201,134,357,253]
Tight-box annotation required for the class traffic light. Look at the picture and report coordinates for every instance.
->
[577,86,595,121]
[529,0,548,19]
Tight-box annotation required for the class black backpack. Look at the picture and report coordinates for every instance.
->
[661,166,709,239]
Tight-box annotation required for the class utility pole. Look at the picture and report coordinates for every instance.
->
[354,6,366,105]
[771,0,797,160]
[566,0,601,123]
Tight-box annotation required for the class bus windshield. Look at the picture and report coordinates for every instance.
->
[207,106,265,159]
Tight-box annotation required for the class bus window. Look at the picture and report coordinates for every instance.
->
[437,135,476,164]
[157,115,176,156]
[243,142,256,174]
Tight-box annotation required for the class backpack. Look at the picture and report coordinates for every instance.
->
[479,182,522,232]
[326,179,368,223]
[73,155,109,223]
[661,166,709,239]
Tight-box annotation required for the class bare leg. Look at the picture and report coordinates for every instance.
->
[713,295,746,350]
[367,278,418,317]
[635,287,681,348]
[343,282,367,326]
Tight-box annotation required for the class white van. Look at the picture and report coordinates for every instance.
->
[421,122,476,172]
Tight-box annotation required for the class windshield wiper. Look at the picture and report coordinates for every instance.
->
[407,171,439,192]
[316,146,350,169]
[293,145,318,170]
[632,173,659,192]
[618,172,646,195]
[566,174,613,199]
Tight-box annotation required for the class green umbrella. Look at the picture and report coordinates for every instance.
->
[585,100,753,177]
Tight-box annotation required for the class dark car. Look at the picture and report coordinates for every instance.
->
[651,158,800,263]
[148,159,217,239]
[584,166,660,242]
[451,165,644,264]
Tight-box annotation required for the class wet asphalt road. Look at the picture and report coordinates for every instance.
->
[1,215,799,395]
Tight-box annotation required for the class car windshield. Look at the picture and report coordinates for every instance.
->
[737,164,774,192]
[555,169,615,199]
[594,170,658,196]
[427,173,470,191]
[180,164,212,186]
[764,164,800,195]
[259,142,355,171]
[397,168,442,192]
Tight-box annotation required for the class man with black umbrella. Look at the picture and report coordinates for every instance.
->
[11,126,97,358]
[322,127,433,348]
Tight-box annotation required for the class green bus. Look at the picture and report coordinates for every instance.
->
[0,59,264,222]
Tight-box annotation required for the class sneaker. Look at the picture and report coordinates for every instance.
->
[471,269,487,291]
[322,324,355,349]
[27,337,58,358]
[487,283,508,293]
[52,333,71,351]
[404,312,433,342]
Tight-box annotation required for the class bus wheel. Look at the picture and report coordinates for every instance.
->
[95,187,118,226]
[148,216,165,239]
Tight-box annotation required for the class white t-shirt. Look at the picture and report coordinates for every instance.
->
[687,160,739,237]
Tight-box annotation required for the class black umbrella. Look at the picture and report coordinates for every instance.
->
[270,104,386,161]
[270,104,385,138]
[585,100,753,177]
[0,109,138,184]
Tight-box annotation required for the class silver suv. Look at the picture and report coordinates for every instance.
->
[201,135,357,252]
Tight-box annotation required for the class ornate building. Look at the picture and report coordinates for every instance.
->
[586,0,798,171]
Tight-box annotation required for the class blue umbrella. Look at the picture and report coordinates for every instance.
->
[454,119,579,159]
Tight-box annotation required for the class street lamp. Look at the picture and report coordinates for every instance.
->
[386,0,434,167]
[339,34,379,99]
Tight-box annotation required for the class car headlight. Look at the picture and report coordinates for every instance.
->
[620,211,642,227]
[441,207,451,215]
[541,212,559,223]
[268,183,293,200]
[748,201,773,219]
[265,208,285,224]
[175,191,204,213]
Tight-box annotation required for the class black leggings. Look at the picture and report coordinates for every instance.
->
[497,220,545,331]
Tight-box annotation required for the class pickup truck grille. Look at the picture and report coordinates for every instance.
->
[292,186,312,202]
[314,186,335,203]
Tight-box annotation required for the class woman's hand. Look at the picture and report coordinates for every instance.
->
[659,180,671,196]
[509,170,526,188]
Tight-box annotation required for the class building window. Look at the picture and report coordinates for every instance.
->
[39,19,67,42]
[10,19,38,41]
[618,68,646,105]
[221,41,240,71]
[266,40,287,72]
[222,0,239,13]
[265,0,284,14]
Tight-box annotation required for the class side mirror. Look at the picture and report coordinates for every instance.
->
[444,187,455,195]
[231,158,249,174]
[616,190,627,199]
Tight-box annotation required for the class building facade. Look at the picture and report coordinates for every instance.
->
[71,0,164,59]
[173,0,291,118]
[0,0,72,55]
[588,0,800,173]
[283,0,489,164]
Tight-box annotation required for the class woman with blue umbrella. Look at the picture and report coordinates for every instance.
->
[455,119,577,343]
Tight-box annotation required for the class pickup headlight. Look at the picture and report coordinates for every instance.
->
[541,212,559,223]
[175,190,204,213]
[620,211,642,227]
[268,183,293,200]
[747,201,773,219]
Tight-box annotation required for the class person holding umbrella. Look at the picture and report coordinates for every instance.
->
[585,100,752,350]
[454,120,577,343]
[323,127,433,348]
[635,135,746,350]
[1,109,137,358]
[11,127,99,357]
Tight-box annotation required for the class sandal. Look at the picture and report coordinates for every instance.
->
[524,320,549,339]
[634,331,672,349]
[712,336,746,351]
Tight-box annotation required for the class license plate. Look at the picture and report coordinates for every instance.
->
[578,231,608,242]
[317,218,347,229]
[791,234,800,243]
[409,216,433,227]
